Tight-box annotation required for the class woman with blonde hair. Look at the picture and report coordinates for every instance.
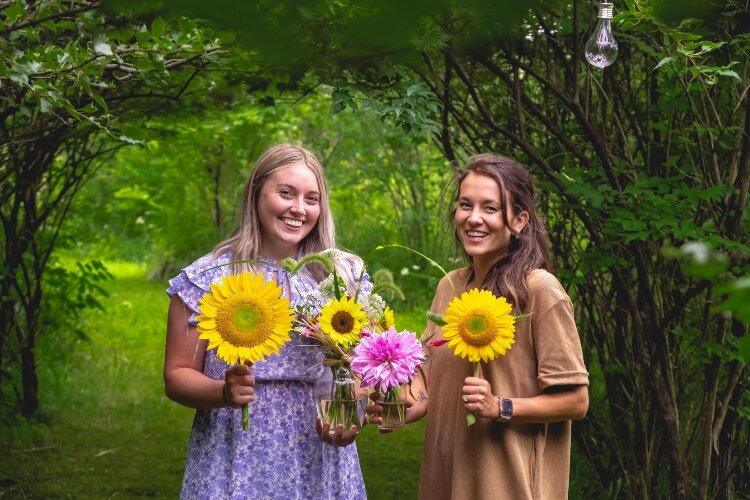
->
[164,144,366,499]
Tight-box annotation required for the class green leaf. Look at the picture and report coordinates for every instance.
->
[426,311,446,326]
[713,277,750,322]
[736,333,750,364]
[40,98,52,113]
[121,124,147,141]
[654,56,673,70]
[4,2,26,21]
[135,29,151,45]
[94,35,113,56]
[152,17,166,37]
[717,70,740,80]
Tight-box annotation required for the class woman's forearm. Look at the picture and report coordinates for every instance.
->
[506,385,589,424]
[405,368,429,423]
[164,367,226,410]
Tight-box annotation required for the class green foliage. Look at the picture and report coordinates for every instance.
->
[0,0,225,417]
[64,90,451,308]
[314,0,750,497]
[42,257,113,342]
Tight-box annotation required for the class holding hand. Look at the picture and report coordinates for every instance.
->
[461,376,499,420]
[315,418,358,447]
[223,362,256,408]
[366,392,390,433]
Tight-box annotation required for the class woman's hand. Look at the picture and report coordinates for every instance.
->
[315,418,358,446]
[365,392,392,434]
[461,376,500,420]
[223,363,256,409]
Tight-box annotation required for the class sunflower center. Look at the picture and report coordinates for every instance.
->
[467,315,487,333]
[459,311,496,346]
[233,304,261,330]
[331,311,355,334]
[216,293,273,347]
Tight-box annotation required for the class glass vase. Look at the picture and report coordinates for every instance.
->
[378,385,407,431]
[316,365,366,434]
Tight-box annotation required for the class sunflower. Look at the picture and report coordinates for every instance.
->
[195,272,294,365]
[317,296,367,347]
[375,306,395,332]
[442,289,516,363]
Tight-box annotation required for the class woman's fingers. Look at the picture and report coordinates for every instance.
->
[316,418,358,447]
[461,376,497,418]
[224,365,256,407]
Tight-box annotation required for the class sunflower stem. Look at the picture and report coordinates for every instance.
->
[242,403,249,431]
[375,244,454,290]
[332,266,342,300]
[466,362,481,426]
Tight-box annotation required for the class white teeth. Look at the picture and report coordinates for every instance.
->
[467,231,487,237]
[281,218,303,228]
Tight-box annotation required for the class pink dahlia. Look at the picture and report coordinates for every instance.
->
[351,327,425,392]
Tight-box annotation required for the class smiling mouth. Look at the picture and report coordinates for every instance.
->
[466,230,488,239]
[281,217,303,228]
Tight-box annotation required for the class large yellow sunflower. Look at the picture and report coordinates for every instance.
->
[442,289,516,363]
[195,272,294,365]
[317,296,367,347]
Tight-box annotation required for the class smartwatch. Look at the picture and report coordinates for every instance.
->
[496,396,513,423]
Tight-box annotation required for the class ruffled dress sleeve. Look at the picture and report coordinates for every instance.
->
[166,252,232,325]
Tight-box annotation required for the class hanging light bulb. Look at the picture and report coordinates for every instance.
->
[585,2,618,69]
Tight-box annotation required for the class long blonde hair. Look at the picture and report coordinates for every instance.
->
[212,144,336,279]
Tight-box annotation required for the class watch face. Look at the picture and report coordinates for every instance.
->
[501,398,513,416]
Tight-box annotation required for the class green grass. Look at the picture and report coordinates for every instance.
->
[1,262,426,498]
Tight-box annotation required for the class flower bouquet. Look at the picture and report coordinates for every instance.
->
[351,327,424,430]
[376,244,529,426]
[282,250,405,433]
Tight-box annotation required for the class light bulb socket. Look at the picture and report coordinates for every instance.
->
[597,2,614,19]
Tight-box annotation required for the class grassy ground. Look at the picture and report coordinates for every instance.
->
[1,262,426,499]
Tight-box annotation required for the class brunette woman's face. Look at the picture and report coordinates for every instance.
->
[454,172,527,267]
[258,162,321,260]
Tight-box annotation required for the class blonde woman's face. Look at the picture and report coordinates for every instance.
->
[257,162,321,261]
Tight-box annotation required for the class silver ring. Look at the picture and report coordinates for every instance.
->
[462,395,469,403]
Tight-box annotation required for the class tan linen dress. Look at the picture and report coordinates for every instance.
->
[419,268,589,500]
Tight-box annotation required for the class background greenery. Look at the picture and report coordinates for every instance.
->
[2,0,749,498]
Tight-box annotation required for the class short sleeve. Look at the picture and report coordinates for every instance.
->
[166,252,231,325]
[527,271,589,391]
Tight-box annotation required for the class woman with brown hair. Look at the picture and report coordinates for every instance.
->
[378,153,589,499]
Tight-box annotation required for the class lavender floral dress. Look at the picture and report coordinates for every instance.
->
[167,252,367,500]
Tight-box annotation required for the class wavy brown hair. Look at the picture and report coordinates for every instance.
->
[450,154,552,312]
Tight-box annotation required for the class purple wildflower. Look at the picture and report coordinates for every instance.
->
[351,327,425,392]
